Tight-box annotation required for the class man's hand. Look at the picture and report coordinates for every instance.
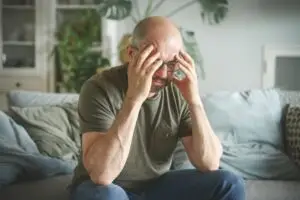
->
[126,44,162,104]
[173,50,201,105]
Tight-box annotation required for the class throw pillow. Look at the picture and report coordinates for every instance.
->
[284,104,300,167]
[9,102,81,162]
[0,110,75,188]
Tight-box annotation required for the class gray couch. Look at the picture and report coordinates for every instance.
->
[1,89,300,200]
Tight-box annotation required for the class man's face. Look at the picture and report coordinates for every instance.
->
[128,38,182,97]
[150,58,178,94]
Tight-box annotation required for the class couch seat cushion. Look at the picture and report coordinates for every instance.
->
[0,175,72,200]
[245,180,300,200]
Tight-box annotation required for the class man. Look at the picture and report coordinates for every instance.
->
[70,16,245,200]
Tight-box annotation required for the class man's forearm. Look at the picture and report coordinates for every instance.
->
[87,97,142,185]
[189,102,223,171]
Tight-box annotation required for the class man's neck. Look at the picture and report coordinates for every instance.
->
[147,92,156,99]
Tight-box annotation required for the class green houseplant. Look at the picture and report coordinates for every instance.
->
[54,9,110,93]
[95,0,229,79]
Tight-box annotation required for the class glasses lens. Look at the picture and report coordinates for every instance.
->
[167,61,177,71]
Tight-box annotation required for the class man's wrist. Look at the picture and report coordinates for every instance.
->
[187,98,204,110]
[124,96,143,109]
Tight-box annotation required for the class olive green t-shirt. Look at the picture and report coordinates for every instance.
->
[72,65,192,190]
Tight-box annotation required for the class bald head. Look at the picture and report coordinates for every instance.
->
[132,16,181,46]
[130,16,183,61]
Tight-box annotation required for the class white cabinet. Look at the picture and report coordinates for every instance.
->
[0,0,48,77]
[0,0,117,109]
[0,0,48,109]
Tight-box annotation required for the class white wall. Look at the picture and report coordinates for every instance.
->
[115,0,300,93]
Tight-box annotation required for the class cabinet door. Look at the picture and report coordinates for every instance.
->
[1,0,38,76]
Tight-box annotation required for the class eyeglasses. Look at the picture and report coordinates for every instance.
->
[159,60,179,72]
[131,46,182,75]
[159,60,185,80]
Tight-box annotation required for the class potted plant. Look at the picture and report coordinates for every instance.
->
[95,0,229,79]
[53,9,110,93]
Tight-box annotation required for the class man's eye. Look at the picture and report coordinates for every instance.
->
[168,61,177,66]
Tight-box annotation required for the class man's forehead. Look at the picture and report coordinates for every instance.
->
[135,38,181,60]
[139,34,182,48]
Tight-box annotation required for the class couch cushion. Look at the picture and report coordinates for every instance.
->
[6,90,79,107]
[9,103,80,161]
[284,104,300,168]
[0,111,39,188]
[0,175,72,200]
[245,180,300,200]
[201,89,300,180]
[202,89,283,148]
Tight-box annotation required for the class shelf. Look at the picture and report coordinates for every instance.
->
[3,41,35,46]
[3,66,35,69]
[56,5,98,10]
[2,5,35,10]
[0,67,38,77]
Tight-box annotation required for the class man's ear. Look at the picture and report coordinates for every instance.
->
[127,45,136,60]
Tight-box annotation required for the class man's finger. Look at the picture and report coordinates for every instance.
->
[148,59,163,76]
[176,54,191,70]
[142,52,160,72]
[175,62,192,79]
[136,45,154,69]
[180,50,194,66]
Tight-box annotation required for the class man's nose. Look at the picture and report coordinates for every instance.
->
[154,64,168,77]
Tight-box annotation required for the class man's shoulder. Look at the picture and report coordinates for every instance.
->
[84,64,128,91]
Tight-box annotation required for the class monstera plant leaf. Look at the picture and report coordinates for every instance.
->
[95,0,133,20]
[180,28,205,80]
[197,0,229,24]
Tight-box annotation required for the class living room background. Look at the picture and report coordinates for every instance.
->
[114,0,300,93]
[1,1,300,199]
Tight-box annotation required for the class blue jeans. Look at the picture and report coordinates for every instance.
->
[70,169,245,200]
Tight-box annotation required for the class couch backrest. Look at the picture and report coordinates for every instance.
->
[6,90,79,108]
[6,89,300,108]
[277,89,300,106]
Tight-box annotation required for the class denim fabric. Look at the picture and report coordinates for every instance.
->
[70,169,245,200]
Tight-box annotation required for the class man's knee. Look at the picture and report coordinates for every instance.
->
[70,180,129,200]
[217,170,244,186]
[213,170,245,197]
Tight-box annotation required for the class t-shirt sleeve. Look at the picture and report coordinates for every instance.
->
[178,100,193,138]
[78,79,115,134]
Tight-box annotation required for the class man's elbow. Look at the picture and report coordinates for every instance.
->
[83,159,114,186]
[192,152,221,172]
[207,161,220,171]
[196,160,220,172]
[90,173,114,186]
[207,147,223,171]
[88,168,115,186]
